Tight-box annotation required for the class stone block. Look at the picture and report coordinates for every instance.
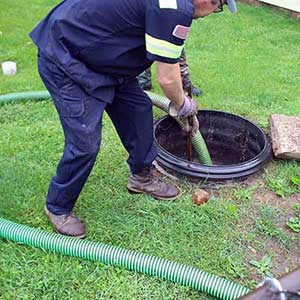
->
[269,114,300,160]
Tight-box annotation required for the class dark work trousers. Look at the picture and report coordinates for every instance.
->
[38,54,157,215]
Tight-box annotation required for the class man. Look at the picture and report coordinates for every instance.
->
[30,0,237,238]
[138,48,203,96]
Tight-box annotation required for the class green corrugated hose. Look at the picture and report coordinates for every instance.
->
[0,90,212,165]
[0,90,51,105]
[0,218,249,300]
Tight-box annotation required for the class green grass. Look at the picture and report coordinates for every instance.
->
[1,1,300,299]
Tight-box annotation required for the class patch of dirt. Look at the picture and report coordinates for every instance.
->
[198,170,300,283]
[253,190,299,211]
[238,175,300,281]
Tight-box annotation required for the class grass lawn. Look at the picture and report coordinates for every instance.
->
[0,1,300,299]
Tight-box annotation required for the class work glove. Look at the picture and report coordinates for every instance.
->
[168,95,198,118]
[168,96,199,136]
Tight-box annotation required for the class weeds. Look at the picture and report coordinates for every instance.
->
[267,177,293,198]
[287,204,300,233]
[250,255,273,277]
[255,206,288,246]
[225,256,248,279]
[290,176,300,189]
[287,217,300,233]
[266,163,300,197]
[234,187,254,203]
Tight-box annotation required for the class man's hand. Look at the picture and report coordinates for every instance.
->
[168,95,198,118]
[168,96,199,136]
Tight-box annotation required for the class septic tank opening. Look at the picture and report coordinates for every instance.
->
[154,110,272,181]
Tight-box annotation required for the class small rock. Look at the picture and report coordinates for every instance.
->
[192,189,210,206]
[269,114,300,160]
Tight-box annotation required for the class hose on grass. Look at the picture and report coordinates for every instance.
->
[0,90,51,105]
[0,90,212,165]
[0,218,249,300]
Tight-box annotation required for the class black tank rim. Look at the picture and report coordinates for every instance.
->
[153,110,273,181]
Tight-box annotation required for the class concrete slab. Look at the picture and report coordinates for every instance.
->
[269,114,300,160]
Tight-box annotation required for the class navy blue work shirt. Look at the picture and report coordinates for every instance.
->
[30,0,194,102]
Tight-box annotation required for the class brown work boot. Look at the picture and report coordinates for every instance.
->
[44,207,86,239]
[127,166,180,201]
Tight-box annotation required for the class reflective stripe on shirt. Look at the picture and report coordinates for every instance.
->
[145,34,184,59]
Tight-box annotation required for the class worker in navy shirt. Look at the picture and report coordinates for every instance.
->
[30,0,237,238]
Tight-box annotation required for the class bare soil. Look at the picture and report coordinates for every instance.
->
[238,172,300,282]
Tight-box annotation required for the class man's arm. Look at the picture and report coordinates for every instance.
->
[156,61,185,111]
[156,60,199,137]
